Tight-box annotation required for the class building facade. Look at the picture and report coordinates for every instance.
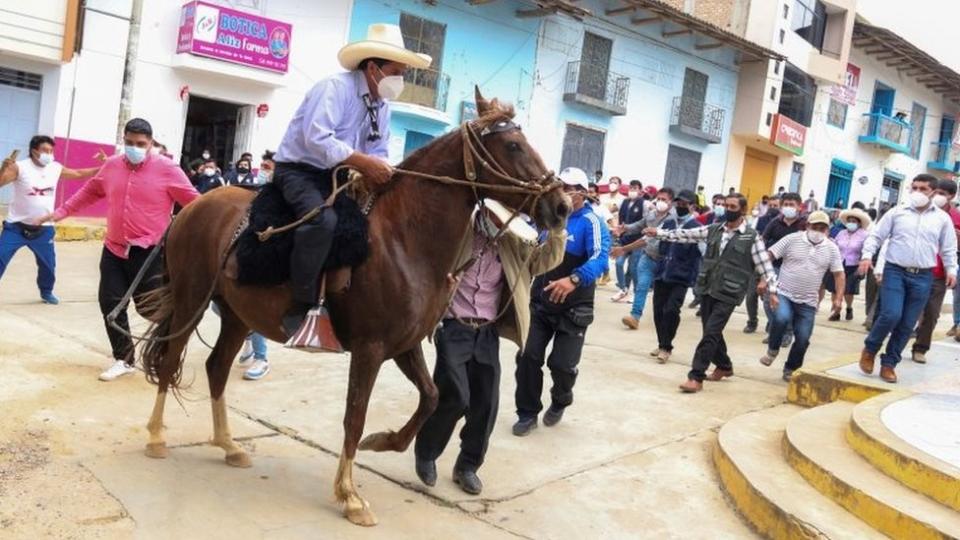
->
[0,0,353,214]
[524,0,779,196]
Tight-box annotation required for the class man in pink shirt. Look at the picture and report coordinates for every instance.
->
[39,118,199,381]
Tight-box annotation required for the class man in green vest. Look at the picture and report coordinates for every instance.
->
[643,193,779,393]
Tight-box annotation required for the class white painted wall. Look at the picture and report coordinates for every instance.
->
[0,0,70,63]
[526,7,740,195]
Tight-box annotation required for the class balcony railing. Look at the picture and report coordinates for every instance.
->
[563,61,630,116]
[669,96,725,144]
[858,112,913,154]
[397,68,450,111]
[927,141,960,173]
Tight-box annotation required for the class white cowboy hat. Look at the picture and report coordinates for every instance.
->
[840,207,872,229]
[479,199,539,243]
[338,24,432,71]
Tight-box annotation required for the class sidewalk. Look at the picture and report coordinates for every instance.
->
[0,205,105,241]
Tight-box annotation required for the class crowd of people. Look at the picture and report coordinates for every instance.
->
[1,22,959,503]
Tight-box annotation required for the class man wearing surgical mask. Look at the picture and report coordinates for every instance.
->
[39,118,199,382]
[0,135,102,305]
[273,23,432,336]
[858,174,958,383]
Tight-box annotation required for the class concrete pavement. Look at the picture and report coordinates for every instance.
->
[0,241,940,539]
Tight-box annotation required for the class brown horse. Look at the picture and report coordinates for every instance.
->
[139,90,569,526]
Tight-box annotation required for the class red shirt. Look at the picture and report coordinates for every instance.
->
[54,153,199,259]
[933,205,960,279]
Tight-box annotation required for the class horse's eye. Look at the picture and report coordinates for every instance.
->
[507,142,522,153]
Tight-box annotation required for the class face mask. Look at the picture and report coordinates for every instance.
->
[237,165,250,173]
[807,230,826,243]
[655,200,670,213]
[845,222,859,232]
[202,152,211,160]
[713,205,726,217]
[723,210,741,223]
[125,145,147,164]
[782,206,798,219]
[933,194,949,208]
[676,206,690,217]
[37,152,53,166]
[257,170,272,184]
[627,190,639,200]
[609,184,619,194]
[751,209,759,217]
[375,66,405,101]
[203,168,216,177]
[910,191,930,208]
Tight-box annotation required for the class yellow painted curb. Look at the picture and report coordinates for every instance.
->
[787,369,888,407]
[712,438,825,539]
[54,223,104,242]
[847,394,960,512]
[782,432,949,540]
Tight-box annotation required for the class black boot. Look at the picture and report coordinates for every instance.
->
[453,468,483,495]
[415,456,437,487]
[286,211,337,335]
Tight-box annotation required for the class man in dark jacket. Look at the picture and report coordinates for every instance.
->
[513,167,611,436]
[649,189,702,364]
[611,180,645,302]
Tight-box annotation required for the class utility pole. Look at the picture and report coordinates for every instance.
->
[115,0,144,146]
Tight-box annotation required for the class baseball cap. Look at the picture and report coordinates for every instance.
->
[559,167,589,190]
[807,210,830,226]
[676,189,696,203]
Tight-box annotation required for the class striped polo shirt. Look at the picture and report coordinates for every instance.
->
[768,231,843,307]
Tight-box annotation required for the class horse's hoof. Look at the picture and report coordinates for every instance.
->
[144,442,168,459]
[358,431,396,452]
[344,505,378,527]
[225,451,253,468]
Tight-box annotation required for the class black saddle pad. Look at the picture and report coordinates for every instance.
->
[235,183,369,286]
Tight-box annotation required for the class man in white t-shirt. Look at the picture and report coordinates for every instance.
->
[759,211,844,381]
[0,135,101,304]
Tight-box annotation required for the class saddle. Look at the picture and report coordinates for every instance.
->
[227,183,371,351]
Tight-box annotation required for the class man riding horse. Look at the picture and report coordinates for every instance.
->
[273,23,432,337]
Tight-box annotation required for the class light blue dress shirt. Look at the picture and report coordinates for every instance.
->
[275,71,391,169]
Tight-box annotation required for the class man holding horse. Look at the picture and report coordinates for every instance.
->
[414,200,566,495]
[273,23,432,336]
[39,118,199,381]
[513,167,611,436]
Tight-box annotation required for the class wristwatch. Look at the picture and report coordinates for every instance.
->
[569,273,581,286]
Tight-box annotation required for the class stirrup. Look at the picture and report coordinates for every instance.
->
[284,303,344,353]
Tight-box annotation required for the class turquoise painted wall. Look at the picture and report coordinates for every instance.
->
[349,0,539,160]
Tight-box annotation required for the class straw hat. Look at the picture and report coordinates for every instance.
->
[481,199,539,243]
[840,208,872,229]
[338,24,432,71]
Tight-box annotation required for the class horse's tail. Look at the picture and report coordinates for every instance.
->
[139,281,187,390]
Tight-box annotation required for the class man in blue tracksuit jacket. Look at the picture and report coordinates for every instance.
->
[514,167,611,436]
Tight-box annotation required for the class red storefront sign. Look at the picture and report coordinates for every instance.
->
[831,63,861,106]
[770,114,806,156]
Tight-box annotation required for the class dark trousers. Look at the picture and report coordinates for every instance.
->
[98,246,163,363]
[0,222,56,295]
[653,280,688,352]
[415,320,500,471]
[744,274,759,326]
[689,295,736,382]
[273,162,338,305]
[912,277,947,354]
[515,307,589,418]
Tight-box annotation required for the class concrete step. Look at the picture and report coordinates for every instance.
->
[714,404,884,540]
[784,401,960,539]
[848,391,960,512]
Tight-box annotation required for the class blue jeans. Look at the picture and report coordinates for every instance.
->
[0,221,56,295]
[953,283,960,326]
[768,293,816,371]
[250,332,268,360]
[630,252,658,318]
[864,265,934,367]
[616,251,640,291]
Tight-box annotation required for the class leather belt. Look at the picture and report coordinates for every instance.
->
[446,318,490,329]
[891,263,931,274]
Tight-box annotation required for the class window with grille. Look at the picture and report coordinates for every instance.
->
[560,124,605,176]
[398,13,447,109]
[827,99,847,129]
[910,102,926,159]
[778,63,817,126]
[0,67,42,91]
[663,145,702,193]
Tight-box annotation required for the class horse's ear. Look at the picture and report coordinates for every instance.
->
[475,86,489,115]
